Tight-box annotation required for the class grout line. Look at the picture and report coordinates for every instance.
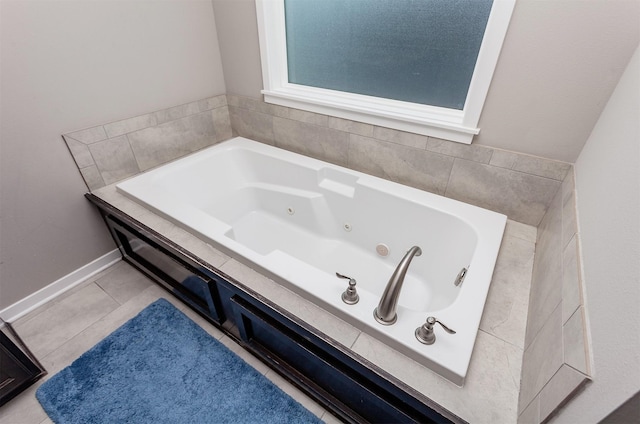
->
[477,328,525,352]
[443,157,456,197]
[349,331,363,349]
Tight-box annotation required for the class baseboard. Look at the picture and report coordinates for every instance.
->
[0,249,122,323]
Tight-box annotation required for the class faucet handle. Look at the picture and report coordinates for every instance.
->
[415,316,456,345]
[336,272,359,305]
[428,316,456,334]
[336,272,354,282]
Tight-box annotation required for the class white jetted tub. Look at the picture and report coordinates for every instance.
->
[117,137,506,385]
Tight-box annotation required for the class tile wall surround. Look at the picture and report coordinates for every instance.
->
[226,93,572,226]
[64,91,571,228]
[517,169,592,423]
[63,95,232,191]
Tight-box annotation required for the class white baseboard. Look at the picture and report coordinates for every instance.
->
[0,249,122,323]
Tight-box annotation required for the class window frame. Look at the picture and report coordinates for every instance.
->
[255,0,515,144]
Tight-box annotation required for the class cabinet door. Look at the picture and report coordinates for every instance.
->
[107,217,225,324]
[0,331,46,407]
[231,296,451,424]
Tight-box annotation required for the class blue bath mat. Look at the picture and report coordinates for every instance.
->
[36,299,323,424]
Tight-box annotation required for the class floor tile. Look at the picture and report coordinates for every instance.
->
[95,261,154,305]
[13,283,119,359]
[40,285,169,376]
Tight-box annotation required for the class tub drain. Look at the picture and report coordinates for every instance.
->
[287,207,295,215]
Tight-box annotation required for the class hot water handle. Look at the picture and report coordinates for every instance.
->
[336,272,359,305]
[415,316,456,345]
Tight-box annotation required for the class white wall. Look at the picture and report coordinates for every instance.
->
[475,0,640,162]
[211,0,639,162]
[0,0,226,309]
[212,0,263,99]
[552,45,640,423]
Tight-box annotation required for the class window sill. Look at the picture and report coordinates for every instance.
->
[262,84,479,144]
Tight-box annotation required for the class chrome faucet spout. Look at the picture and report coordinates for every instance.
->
[374,245,422,325]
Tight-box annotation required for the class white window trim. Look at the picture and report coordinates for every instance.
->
[255,0,515,144]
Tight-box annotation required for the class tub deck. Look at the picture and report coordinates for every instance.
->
[90,181,535,423]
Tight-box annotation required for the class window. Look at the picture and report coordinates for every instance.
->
[256,0,515,144]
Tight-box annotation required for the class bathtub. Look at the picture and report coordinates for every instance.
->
[116,137,506,386]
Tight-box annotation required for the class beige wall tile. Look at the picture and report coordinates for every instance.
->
[490,149,519,169]
[524,186,563,347]
[198,95,227,111]
[562,235,582,323]
[539,364,588,421]
[348,134,453,195]
[228,106,275,145]
[372,126,428,149]
[518,395,540,424]
[327,116,374,137]
[104,113,158,138]
[79,165,106,190]
[227,94,276,115]
[563,307,589,374]
[65,125,108,144]
[426,137,493,163]
[154,101,202,125]
[211,106,233,141]
[445,159,561,226]
[88,135,140,185]
[561,170,578,249]
[287,108,328,126]
[518,163,590,424]
[505,220,538,243]
[128,111,218,171]
[273,117,349,167]
[512,155,572,180]
[65,136,95,168]
[519,304,564,411]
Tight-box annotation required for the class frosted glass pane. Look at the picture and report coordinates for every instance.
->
[285,0,493,110]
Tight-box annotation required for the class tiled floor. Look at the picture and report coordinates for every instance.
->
[0,261,340,424]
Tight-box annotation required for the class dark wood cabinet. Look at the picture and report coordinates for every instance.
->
[0,325,46,407]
